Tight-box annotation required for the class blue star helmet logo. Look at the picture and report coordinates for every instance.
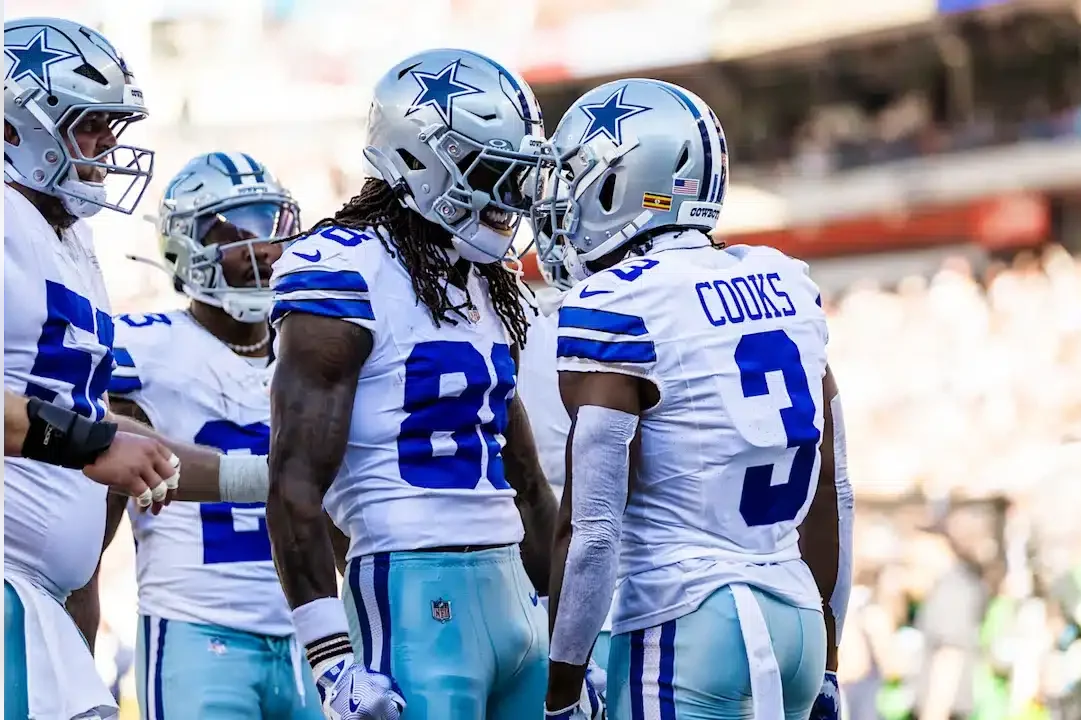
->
[579,86,651,145]
[5,28,78,94]
[405,60,483,127]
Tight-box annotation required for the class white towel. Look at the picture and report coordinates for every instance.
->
[730,583,784,720]
[4,571,118,720]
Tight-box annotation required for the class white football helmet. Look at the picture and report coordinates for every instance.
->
[533,78,728,281]
[157,152,300,323]
[4,17,154,217]
[362,48,551,264]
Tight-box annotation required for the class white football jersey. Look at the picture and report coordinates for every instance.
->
[517,301,571,500]
[109,311,291,636]
[270,225,524,560]
[3,186,112,599]
[557,231,828,635]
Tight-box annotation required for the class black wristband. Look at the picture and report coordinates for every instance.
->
[305,632,352,670]
[21,397,118,469]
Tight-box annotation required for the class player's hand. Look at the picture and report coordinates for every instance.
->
[82,431,179,515]
[546,662,606,720]
[809,671,841,720]
[314,653,404,720]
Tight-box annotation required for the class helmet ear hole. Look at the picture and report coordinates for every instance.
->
[397,148,425,171]
[674,143,690,175]
[598,173,617,213]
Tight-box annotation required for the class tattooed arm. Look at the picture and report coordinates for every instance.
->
[506,344,560,592]
[267,314,372,608]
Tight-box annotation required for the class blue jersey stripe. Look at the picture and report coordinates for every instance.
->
[557,336,657,364]
[270,298,374,324]
[651,81,711,202]
[108,375,142,395]
[558,306,649,337]
[274,270,370,294]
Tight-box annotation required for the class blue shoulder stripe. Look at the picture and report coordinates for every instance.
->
[113,347,137,369]
[557,336,656,364]
[559,306,649,337]
[275,270,369,295]
[108,374,142,395]
[270,298,375,325]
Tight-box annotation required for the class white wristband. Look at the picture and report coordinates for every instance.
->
[292,597,350,648]
[219,454,270,503]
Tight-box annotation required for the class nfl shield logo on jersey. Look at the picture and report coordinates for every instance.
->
[431,598,452,623]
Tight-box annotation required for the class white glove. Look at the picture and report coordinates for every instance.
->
[545,661,606,720]
[312,653,404,720]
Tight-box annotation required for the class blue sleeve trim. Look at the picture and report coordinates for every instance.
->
[108,375,142,395]
[270,298,375,324]
[558,306,649,337]
[556,336,657,364]
[274,270,369,294]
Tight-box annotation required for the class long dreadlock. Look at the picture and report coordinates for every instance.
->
[306,178,533,347]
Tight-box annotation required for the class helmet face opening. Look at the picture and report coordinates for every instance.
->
[194,201,300,248]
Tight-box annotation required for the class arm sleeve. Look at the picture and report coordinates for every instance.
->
[270,228,378,332]
[556,276,657,379]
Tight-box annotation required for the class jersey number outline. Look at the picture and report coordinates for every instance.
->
[25,281,114,421]
[734,329,821,527]
[317,226,372,247]
[117,313,172,328]
[609,257,658,282]
[398,341,515,490]
[194,420,273,565]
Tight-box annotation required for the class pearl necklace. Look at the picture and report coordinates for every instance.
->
[186,310,271,354]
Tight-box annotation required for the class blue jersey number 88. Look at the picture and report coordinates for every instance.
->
[398,341,515,490]
[194,420,273,565]
[734,329,822,527]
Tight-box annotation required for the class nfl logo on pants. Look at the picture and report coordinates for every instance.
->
[431,598,452,623]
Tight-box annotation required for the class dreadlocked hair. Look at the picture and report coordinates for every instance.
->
[306,178,534,347]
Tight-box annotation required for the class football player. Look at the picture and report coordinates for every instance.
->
[2,17,173,720]
[521,240,616,683]
[266,49,559,719]
[518,245,572,502]
[536,78,843,720]
[100,152,322,719]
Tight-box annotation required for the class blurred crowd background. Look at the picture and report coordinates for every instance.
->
[7,0,1081,718]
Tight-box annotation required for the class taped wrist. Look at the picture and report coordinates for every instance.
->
[292,597,352,672]
[550,404,636,666]
[219,454,270,502]
[21,397,117,469]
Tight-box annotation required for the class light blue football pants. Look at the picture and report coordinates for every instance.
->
[342,545,548,720]
[5,581,30,720]
[607,585,826,720]
[136,616,322,720]
[593,631,612,674]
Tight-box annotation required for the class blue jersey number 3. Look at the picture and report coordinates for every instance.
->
[194,420,273,565]
[398,341,515,490]
[734,330,821,527]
